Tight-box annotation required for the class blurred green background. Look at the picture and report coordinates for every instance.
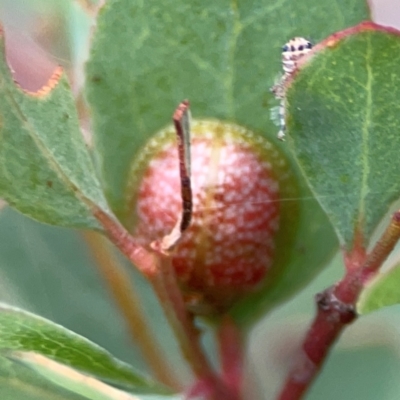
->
[0,0,400,399]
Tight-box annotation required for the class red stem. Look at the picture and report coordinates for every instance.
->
[277,210,400,400]
[93,207,158,278]
[83,231,181,389]
[155,256,212,378]
[217,316,244,398]
[94,207,236,399]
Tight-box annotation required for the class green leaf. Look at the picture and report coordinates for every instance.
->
[6,352,182,400]
[0,355,90,400]
[85,0,369,219]
[0,208,190,385]
[358,261,400,314]
[85,0,369,322]
[0,353,181,400]
[0,27,109,229]
[0,304,169,395]
[287,23,400,247]
[308,345,400,400]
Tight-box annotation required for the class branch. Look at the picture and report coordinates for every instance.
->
[92,101,237,399]
[216,317,245,398]
[277,210,400,400]
[83,231,182,390]
[93,207,234,398]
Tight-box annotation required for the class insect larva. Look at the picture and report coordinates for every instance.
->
[271,37,313,141]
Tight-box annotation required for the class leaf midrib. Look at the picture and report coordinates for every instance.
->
[359,35,373,223]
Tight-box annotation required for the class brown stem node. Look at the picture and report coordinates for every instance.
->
[315,288,357,324]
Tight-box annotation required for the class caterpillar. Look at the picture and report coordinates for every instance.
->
[271,37,313,141]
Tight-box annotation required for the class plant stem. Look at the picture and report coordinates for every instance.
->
[93,208,158,278]
[150,259,241,398]
[216,316,244,398]
[93,207,230,398]
[152,256,211,378]
[277,210,400,400]
[83,230,181,390]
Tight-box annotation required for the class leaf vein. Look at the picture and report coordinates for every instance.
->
[3,86,101,216]
[360,35,373,222]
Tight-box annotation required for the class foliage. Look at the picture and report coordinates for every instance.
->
[1,0,400,399]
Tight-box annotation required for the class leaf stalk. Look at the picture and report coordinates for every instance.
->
[277,210,400,400]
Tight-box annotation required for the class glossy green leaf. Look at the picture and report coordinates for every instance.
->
[358,260,400,314]
[0,304,169,395]
[0,27,109,229]
[287,23,400,247]
[85,0,369,322]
